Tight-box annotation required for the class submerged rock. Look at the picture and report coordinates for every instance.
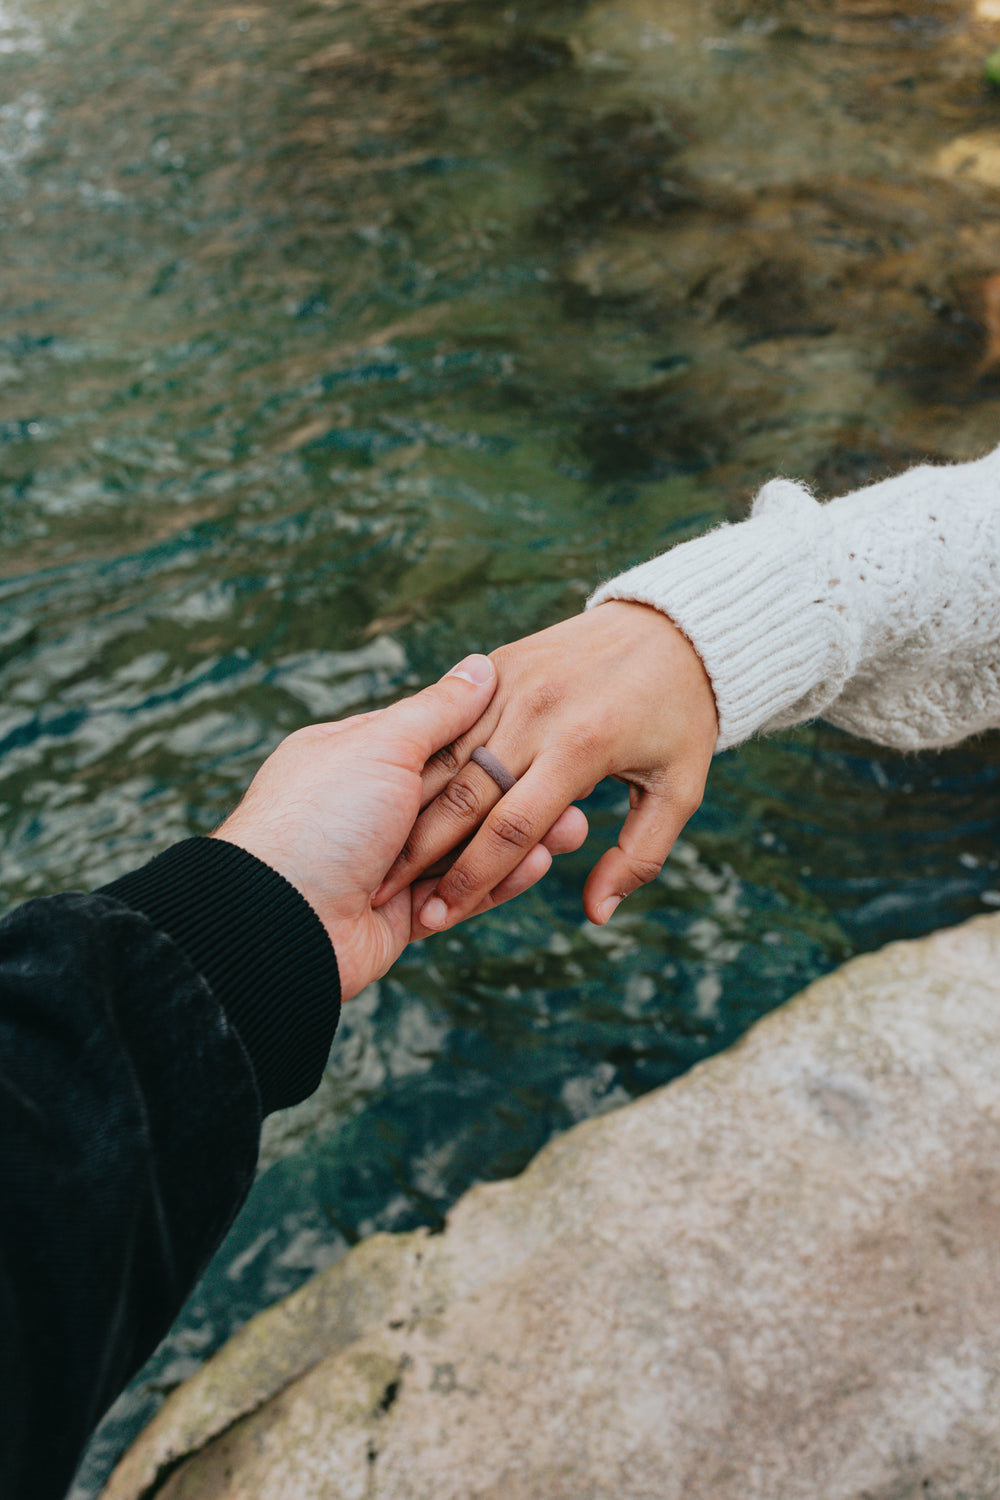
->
[104,912,1000,1500]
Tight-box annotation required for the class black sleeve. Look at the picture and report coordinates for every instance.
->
[0,837,341,1500]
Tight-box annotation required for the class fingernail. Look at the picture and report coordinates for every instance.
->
[445,653,493,686]
[420,896,449,930]
[598,896,622,923]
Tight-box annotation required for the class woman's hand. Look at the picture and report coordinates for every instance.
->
[213,654,588,1000]
[375,601,719,932]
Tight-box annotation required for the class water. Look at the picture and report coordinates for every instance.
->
[1,0,999,1491]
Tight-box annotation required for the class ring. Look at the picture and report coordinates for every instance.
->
[469,745,518,795]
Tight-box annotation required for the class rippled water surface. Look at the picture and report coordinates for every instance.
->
[2,0,1000,1491]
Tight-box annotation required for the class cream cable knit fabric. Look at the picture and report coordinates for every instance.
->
[588,447,1000,753]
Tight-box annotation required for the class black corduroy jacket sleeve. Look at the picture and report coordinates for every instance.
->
[0,837,340,1500]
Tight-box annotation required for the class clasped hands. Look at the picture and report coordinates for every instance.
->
[214,601,718,1003]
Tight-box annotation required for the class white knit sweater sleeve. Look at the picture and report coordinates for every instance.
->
[587,447,1000,752]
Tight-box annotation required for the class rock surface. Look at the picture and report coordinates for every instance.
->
[104,912,1000,1500]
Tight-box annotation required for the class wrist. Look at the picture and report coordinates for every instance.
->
[588,487,849,749]
[592,598,719,742]
[101,838,341,1115]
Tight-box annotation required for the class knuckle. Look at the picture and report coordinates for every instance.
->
[523,682,561,723]
[427,741,460,778]
[627,853,664,886]
[440,777,482,822]
[562,720,604,763]
[680,788,704,821]
[441,861,480,902]
[489,642,516,675]
[490,809,535,852]
[672,775,706,822]
[283,725,313,751]
[394,834,420,871]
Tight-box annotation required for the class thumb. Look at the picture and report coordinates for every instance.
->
[381,653,497,765]
[582,790,684,925]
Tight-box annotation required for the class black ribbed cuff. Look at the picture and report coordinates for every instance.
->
[100,838,340,1117]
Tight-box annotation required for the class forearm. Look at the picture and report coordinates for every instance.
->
[0,839,340,1500]
[590,448,1000,751]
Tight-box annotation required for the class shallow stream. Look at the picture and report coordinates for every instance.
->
[1,0,1000,1491]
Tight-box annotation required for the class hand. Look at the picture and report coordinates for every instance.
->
[375,602,719,931]
[212,655,588,1000]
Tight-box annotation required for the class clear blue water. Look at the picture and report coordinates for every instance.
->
[0,0,998,1492]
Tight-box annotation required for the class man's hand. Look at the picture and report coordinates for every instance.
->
[375,603,719,932]
[211,654,587,1001]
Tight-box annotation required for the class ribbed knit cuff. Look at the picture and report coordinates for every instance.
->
[101,838,341,1117]
[588,481,858,751]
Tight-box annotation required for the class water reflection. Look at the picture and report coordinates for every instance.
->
[2,0,999,1492]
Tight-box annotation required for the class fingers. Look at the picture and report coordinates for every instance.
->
[581,789,689,925]
[380,758,587,904]
[407,801,588,886]
[408,808,587,940]
[409,842,551,939]
[376,748,511,904]
[417,707,500,808]
[487,844,553,906]
[415,759,589,931]
[379,654,497,767]
[542,803,589,856]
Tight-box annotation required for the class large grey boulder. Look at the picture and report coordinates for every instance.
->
[103,913,1000,1500]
